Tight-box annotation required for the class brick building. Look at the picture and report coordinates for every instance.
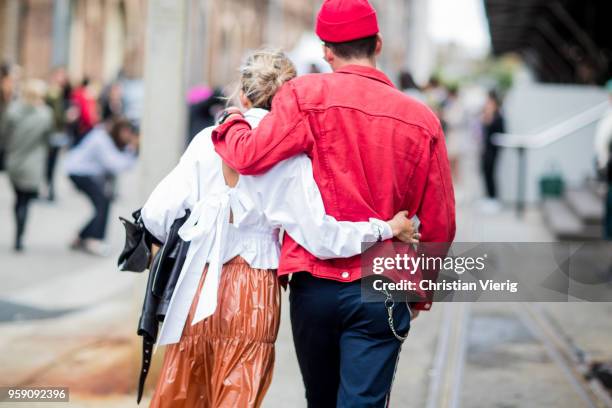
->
[187,0,317,87]
[0,0,146,82]
[0,0,316,86]
[1,0,429,87]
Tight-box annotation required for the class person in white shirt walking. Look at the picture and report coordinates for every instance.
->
[64,118,138,255]
[594,79,612,239]
[142,49,419,408]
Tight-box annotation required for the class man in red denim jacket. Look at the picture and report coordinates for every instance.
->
[213,1,455,406]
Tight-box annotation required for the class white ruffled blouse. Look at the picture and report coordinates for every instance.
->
[141,108,392,346]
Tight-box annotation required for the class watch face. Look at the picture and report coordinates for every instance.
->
[216,110,230,125]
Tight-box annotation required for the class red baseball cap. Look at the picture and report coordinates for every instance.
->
[315,0,379,43]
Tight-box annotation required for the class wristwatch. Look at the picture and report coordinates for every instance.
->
[217,108,243,125]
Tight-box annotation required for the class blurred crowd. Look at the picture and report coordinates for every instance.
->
[0,62,139,255]
[399,71,506,213]
[400,70,612,240]
[0,60,511,256]
[2,58,609,256]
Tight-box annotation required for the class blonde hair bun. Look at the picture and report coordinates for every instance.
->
[236,49,297,110]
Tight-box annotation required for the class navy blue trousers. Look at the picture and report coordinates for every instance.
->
[289,272,411,408]
[69,175,111,240]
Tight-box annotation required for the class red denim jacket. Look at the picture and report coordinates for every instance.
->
[212,65,456,310]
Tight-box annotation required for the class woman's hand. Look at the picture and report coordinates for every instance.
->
[387,211,420,243]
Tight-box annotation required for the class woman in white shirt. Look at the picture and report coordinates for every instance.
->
[64,118,138,255]
[143,50,418,408]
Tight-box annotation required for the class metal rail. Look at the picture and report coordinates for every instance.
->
[492,101,608,216]
[425,303,612,408]
[425,303,470,408]
[517,303,612,408]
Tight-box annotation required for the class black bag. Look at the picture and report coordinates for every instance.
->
[0,149,5,172]
[132,211,190,404]
[117,210,153,272]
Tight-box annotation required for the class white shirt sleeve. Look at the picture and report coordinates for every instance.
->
[141,134,206,242]
[141,159,194,243]
[238,155,393,260]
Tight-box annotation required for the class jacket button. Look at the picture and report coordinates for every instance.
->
[341,271,349,279]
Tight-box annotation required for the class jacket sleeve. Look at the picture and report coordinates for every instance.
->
[418,126,456,243]
[141,162,193,243]
[212,82,314,175]
[237,156,393,259]
[412,125,456,311]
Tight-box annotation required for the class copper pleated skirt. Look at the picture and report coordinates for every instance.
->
[150,257,280,408]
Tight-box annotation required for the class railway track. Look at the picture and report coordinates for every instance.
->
[424,302,612,408]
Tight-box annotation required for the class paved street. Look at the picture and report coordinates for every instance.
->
[0,154,611,407]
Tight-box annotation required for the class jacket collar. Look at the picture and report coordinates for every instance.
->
[335,64,395,88]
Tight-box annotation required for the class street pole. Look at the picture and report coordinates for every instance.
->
[135,0,189,400]
[140,0,188,195]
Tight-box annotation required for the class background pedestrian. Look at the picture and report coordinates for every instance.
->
[0,62,18,171]
[63,118,138,255]
[480,89,504,213]
[100,81,125,123]
[44,66,72,201]
[0,79,53,251]
[69,77,99,146]
[594,79,612,239]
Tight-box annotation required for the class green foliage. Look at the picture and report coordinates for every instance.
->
[432,53,520,94]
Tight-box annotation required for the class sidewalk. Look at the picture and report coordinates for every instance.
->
[0,168,141,407]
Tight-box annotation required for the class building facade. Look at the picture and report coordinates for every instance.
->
[188,0,317,87]
[0,0,146,82]
[0,0,315,86]
[1,0,429,88]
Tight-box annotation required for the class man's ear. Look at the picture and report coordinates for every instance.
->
[323,44,334,65]
[375,34,383,56]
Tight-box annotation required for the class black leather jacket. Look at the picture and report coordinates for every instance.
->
[117,210,190,404]
[136,211,190,403]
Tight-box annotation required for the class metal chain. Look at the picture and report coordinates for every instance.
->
[382,289,408,342]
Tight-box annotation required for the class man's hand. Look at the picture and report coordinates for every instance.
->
[387,211,420,243]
